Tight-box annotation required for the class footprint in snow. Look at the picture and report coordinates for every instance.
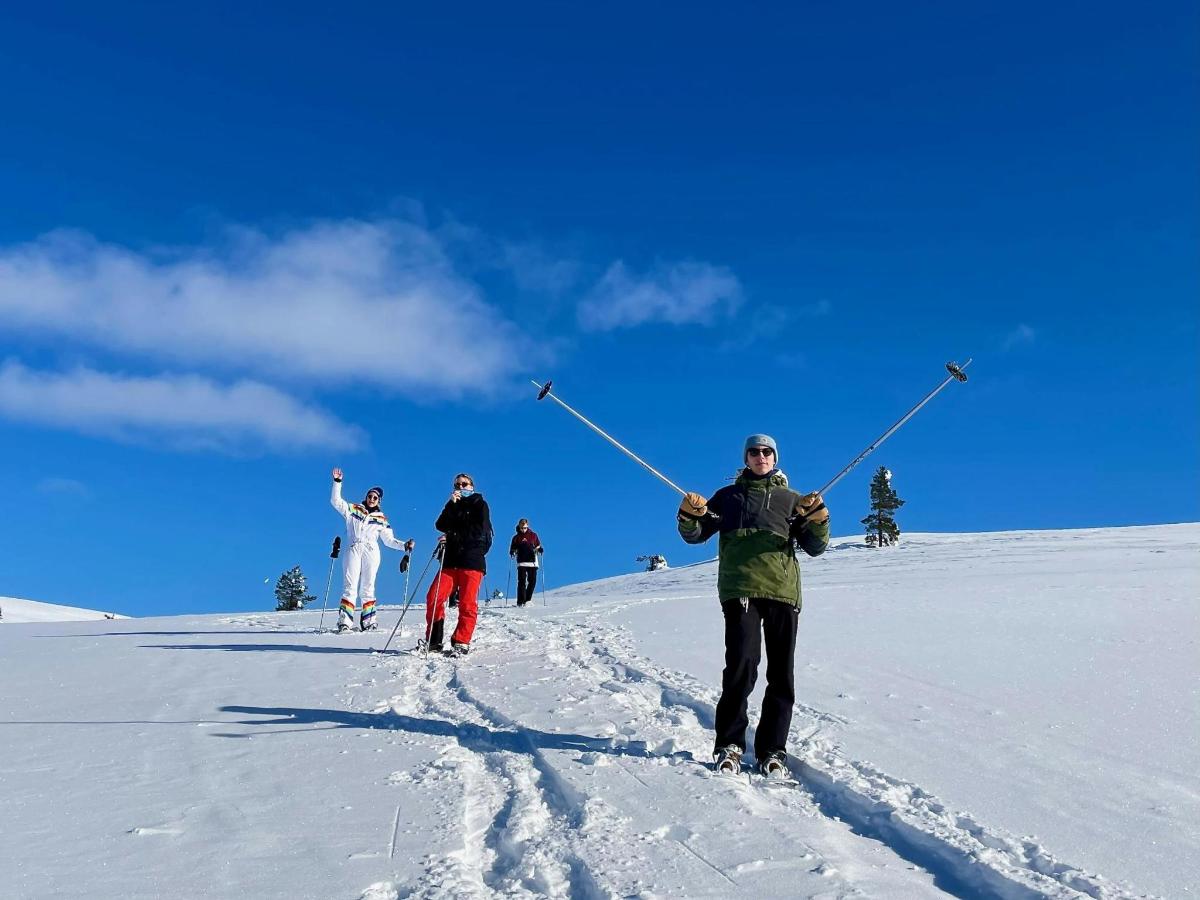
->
[651,823,694,842]
[128,825,182,836]
[359,883,399,900]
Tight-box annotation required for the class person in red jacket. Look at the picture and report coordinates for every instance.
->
[509,519,543,606]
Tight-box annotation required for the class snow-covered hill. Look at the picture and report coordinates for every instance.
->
[0,594,123,623]
[1,525,1195,899]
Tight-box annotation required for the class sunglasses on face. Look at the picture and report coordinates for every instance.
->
[747,447,775,458]
[455,482,473,489]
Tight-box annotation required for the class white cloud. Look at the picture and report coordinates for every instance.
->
[0,221,540,396]
[577,260,743,331]
[0,361,360,453]
[1002,323,1036,350]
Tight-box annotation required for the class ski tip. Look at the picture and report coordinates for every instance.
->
[536,380,553,401]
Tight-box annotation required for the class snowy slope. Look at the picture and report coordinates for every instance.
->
[1,525,1195,899]
[0,594,123,622]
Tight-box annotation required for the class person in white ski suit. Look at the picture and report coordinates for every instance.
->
[330,468,411,632]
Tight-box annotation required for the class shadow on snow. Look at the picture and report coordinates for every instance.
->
[142,643,374,654]
[216,703,695,765]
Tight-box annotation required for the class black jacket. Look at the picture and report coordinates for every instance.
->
[435,493,493,573]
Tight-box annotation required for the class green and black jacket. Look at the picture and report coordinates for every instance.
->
[677,468,829,608]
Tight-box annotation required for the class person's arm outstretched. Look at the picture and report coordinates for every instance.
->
[677,491,720,544]
[790,492,830,557]
[330,467,349,517]
[379,524,410,552]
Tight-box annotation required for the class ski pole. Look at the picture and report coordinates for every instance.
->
[422,542,447,658]
[540,554,547,607]
[533,380,686,496]
[535,360,971,503]
[316,536,342,633]
[814,360,972,497]
[505,556,512,608]
[399,548,412,617]
[381,545,437,654]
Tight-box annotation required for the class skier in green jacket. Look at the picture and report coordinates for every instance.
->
[677,434,830,777]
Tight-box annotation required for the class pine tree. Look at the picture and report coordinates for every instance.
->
[861,466,905,547]
[274,565,316,611]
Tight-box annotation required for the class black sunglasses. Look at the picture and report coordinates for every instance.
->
[455,482,473,489]
[747,447,775,458]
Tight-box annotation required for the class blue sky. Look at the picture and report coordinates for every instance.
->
[1,1,1196,617]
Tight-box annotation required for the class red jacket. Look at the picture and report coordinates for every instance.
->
[509,530,542,565]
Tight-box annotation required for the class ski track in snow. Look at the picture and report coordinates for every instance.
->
[7,527,1190,899]
[348,597,1152,900]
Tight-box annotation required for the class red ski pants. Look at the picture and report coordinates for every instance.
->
[425,568,482,646]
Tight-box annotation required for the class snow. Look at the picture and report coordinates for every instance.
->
[1,524,1195,899]
[0,595,124,622]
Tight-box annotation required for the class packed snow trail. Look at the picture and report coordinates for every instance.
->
[1,526,1192,898]
[366,607,944,898]
[366,602,1153,899]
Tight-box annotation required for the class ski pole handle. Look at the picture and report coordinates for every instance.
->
[330,536,341,558]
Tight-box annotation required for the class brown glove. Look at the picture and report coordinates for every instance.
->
[795,492,829,526]
[678,492,708,519]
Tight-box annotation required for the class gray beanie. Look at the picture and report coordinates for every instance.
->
[743,433,778,460]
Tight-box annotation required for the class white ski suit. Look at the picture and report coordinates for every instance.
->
[331,481,407,629]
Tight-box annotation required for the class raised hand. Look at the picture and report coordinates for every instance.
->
[795,492,829,525]
[678,492,708,519]
[332,467,343,482]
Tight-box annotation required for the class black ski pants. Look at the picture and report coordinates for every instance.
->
[516,566,538,605]
[713,596,799,762]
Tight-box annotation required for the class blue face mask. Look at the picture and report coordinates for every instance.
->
[458,487,474,498]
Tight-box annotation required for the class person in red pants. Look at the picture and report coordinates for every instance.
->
[425,473,492,656]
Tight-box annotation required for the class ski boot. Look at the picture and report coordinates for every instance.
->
[444,642,470,658]
[713,745,742,775]
[758,751,788,779]
[335,622,351,634]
